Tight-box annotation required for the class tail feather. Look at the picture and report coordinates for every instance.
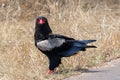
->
[80,40,96,44]
[86,45,97,48]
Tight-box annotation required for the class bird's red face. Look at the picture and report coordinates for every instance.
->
[37,18,46,24]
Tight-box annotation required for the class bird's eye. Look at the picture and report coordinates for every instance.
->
[37,18,46,24]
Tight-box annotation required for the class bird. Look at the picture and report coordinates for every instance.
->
[34,16,97,74]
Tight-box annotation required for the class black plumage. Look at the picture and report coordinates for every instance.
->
[34,16,97,73]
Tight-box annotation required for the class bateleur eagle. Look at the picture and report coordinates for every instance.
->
[34,16,97,74]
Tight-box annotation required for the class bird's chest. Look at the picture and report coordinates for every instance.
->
[37,38,65,51]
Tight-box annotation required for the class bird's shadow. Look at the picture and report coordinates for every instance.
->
[74,68,101,73]
[55,68,102,74]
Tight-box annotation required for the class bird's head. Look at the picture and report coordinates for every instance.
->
[36,16,47,25]
[35,16,52,37]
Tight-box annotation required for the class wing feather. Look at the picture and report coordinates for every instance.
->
[37,38,65,51]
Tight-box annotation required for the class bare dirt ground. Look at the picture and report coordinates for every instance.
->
[63,58,120,80]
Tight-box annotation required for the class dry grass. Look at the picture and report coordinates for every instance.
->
[0,0,120,80]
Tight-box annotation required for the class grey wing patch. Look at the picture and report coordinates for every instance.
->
[37,38,65,51]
